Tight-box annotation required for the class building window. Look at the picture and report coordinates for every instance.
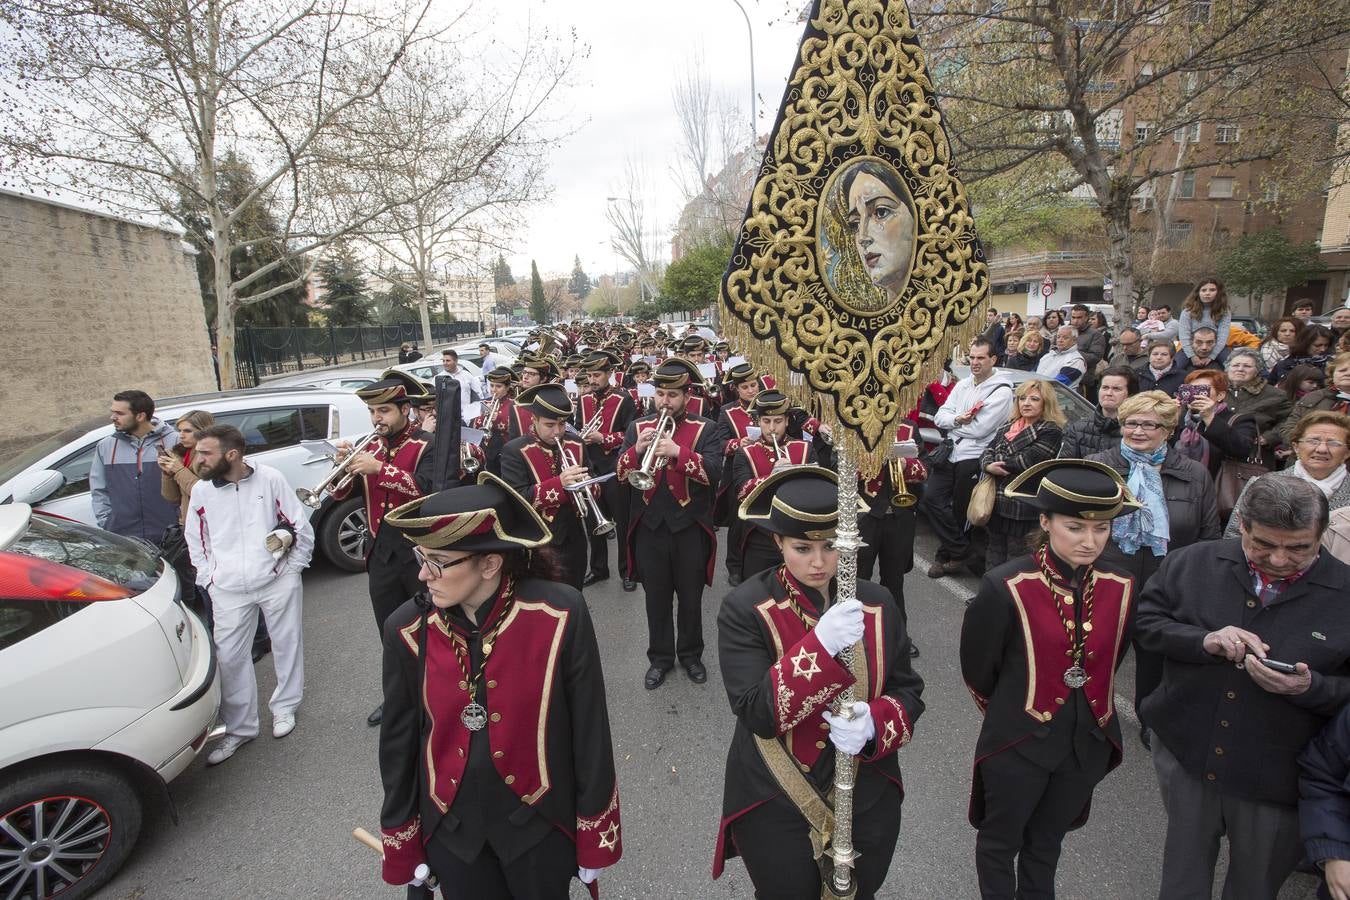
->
[1173,122,1202,143]
[1262,183,1281,203]
[1137,63,1155,84]
[1208,177,1234,198]
[1178,171,1196,199]
[1134,120,1154,143]
[1189,1,1212,22]
[1215,123,1239,143]
[1166,222,1193,247]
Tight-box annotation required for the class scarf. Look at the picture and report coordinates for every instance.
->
[1291,460,1348,498]
[1112,442,1170,557]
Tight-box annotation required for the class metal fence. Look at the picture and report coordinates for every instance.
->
[221,322,483,387]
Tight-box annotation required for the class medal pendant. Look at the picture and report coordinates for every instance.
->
[1062,666,1088,689]
[460,701,488,731]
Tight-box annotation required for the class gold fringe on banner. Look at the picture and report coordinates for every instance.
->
[718,0,990,465]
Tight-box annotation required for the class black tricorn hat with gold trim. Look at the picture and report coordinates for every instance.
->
[581,349,622,372]
[485,366,516,386]
[1002,459,1141,520]
[357,369,428,406]
[751,389,791,418]
[726,362,755,384]
[516,383,573,419]
[384,471,551,552]
[739,465,864,541]
[652,357,705,391]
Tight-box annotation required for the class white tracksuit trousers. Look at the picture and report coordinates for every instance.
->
[211,570,304,739]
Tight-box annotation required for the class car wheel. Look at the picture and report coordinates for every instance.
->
[0,763,143,900]
[320,495,368,572]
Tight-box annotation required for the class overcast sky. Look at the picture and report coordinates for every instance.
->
[506,0,809,281]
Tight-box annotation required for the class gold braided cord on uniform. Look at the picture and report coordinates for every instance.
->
[720,0,987,474]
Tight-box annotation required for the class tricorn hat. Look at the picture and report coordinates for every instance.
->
[1002,459,1141,520]
[485,366,516,386]
[384,471,551,552]
[751,389,790,418]
[358,369,428,406]
[726,362,756,384]
[739,466,862,541]
[516,383,573,419]
[652,357,705,391]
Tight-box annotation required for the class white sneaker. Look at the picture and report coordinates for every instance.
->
[206,734,251,766]
[272,714,296,739]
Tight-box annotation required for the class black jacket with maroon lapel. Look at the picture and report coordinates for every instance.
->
[713,568,924,877]
[328,423,432,564]
[579,387,637,475]
[378,582,621,887]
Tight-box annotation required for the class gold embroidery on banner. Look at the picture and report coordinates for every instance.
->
[719,0,987,458]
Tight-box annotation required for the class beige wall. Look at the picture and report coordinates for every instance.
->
[0,190,216,456]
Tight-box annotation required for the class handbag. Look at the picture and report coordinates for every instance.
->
[157,523,191,572]
[922,437,955,468]
[1216,455,1266,522]
[966,474,997,527]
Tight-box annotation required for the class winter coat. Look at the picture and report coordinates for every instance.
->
[89,420,180,541]
[160,444,209,525]
[1058,408,1122,460]
[1227,382,1294,451]
[1280,387,1350,444]
[978,419,1064,522]
[1138,363,1186,397]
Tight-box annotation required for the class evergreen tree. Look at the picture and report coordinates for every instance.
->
[372,273,418,324]
[177,152,310,328]
[567,254,592,299]
[315,242,373,326]
[528,260,551,324]
[1218,227,1327,310]
[493,254,515,289]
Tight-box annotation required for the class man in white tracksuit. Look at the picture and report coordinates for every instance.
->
[185,424,314,766]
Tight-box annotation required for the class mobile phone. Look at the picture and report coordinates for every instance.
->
[1258,657,1299,675]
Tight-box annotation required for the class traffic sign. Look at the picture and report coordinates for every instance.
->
[1041,279,1054,298]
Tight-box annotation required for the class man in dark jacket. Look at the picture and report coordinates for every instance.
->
[89,389,180,542]
[1299,704,1350,900]
[1059,366,1137,459]
[1177,326,1226,375]
[1137,476,1350,900]
[1070,304,1108,389]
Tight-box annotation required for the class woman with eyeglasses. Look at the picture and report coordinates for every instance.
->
[1225,411,1350,539]
[374,473,622,899]
[1088,391,1220,747]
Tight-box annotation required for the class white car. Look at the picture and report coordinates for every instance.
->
[0,386,374,572]
[0,504,220,899]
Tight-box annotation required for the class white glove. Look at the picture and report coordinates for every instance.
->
[264,528,294,560]
[821,701,875,756]
[813,599,864,656]
[400,863,432,887]
[578,867,600,884]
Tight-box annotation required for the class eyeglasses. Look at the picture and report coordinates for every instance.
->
[1121,421,1166,432]
[412,546,475,579]
[1296,438,1347,451]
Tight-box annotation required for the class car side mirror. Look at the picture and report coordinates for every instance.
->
[8,469,66,505]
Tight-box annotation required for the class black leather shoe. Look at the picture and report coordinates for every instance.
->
[582,570,610,587]
[252,640,272,663]
[644,666,671,690]
[622,579,637,592]
[684,661,708,684]
[908,642,921,659]
[367,704,384,727]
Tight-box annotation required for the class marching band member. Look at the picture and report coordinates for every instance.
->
[715,465,925,899]
[626,361,654,415]
[714,363,763,585]
[729,390,817,583]
[471,367,517,476]
[678,336,717,419]
[500,384,591,592]
[617,358,724,690]
[505,357,554,442]
[377,474,622,899]
[959,459,1140,899]
[331,370,434,728]
[577,350,638,589]
[857,421,927,658]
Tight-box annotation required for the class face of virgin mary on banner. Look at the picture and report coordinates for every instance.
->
[819,158,918,315]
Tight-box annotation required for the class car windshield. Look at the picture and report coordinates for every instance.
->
[7,514,161,593]
[0,416,108,484]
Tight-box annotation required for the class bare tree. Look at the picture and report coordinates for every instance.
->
[0,0,571,387]
[670,53,750,246]
[606,159,665,303]
[912,0,1349,319]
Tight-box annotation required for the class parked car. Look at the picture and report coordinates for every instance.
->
[393,355,484,384]
[917,367,1096,449]
[1231,315,1269,339]
[0,386,373,572]
[259,368,384,391]
[0,503,220,899]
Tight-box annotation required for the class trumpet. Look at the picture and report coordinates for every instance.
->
[296,430,377,509]
[479,396,501,437]
[578,411,604,441]
[461,442,482,475]
[888,440,919,508]
[556,438,615,537]
[627,411,675,490]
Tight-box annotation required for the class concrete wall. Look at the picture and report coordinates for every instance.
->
[0,190,217,457]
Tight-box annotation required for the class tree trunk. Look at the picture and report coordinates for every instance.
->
[214,240,238,390]
[1103,204,1135,326]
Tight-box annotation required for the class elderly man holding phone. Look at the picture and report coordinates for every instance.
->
[1136,475,1350,900]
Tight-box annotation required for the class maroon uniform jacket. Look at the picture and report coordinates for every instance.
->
[860,422,927,512]
[499,435,588,527]
[329,423,432,561]
[379,581,622,887]
[713,569,924,877]
[959,551,1135,827]
[580,388,637,474]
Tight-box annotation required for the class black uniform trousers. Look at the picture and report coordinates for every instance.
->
[730,786,902,900]
[636,522,710,669]
[857,508,916,625]
[725,517,748,578]
[921,457,982,563]
[425,827,574,900]
[586,475,627,577]
[551,510,588,593]
[974,723,1111,899]
[740,528,781,583]
[368,532,423,639]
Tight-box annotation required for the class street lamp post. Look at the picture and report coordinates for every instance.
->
[728,0,756,143]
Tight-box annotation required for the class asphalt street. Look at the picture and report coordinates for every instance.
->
[99,524,1323,900]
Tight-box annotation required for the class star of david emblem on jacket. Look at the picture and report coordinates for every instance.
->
[791,646,821,680]
[881,720,898,749]
[544,489,559,505]
[599,822,620,851]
